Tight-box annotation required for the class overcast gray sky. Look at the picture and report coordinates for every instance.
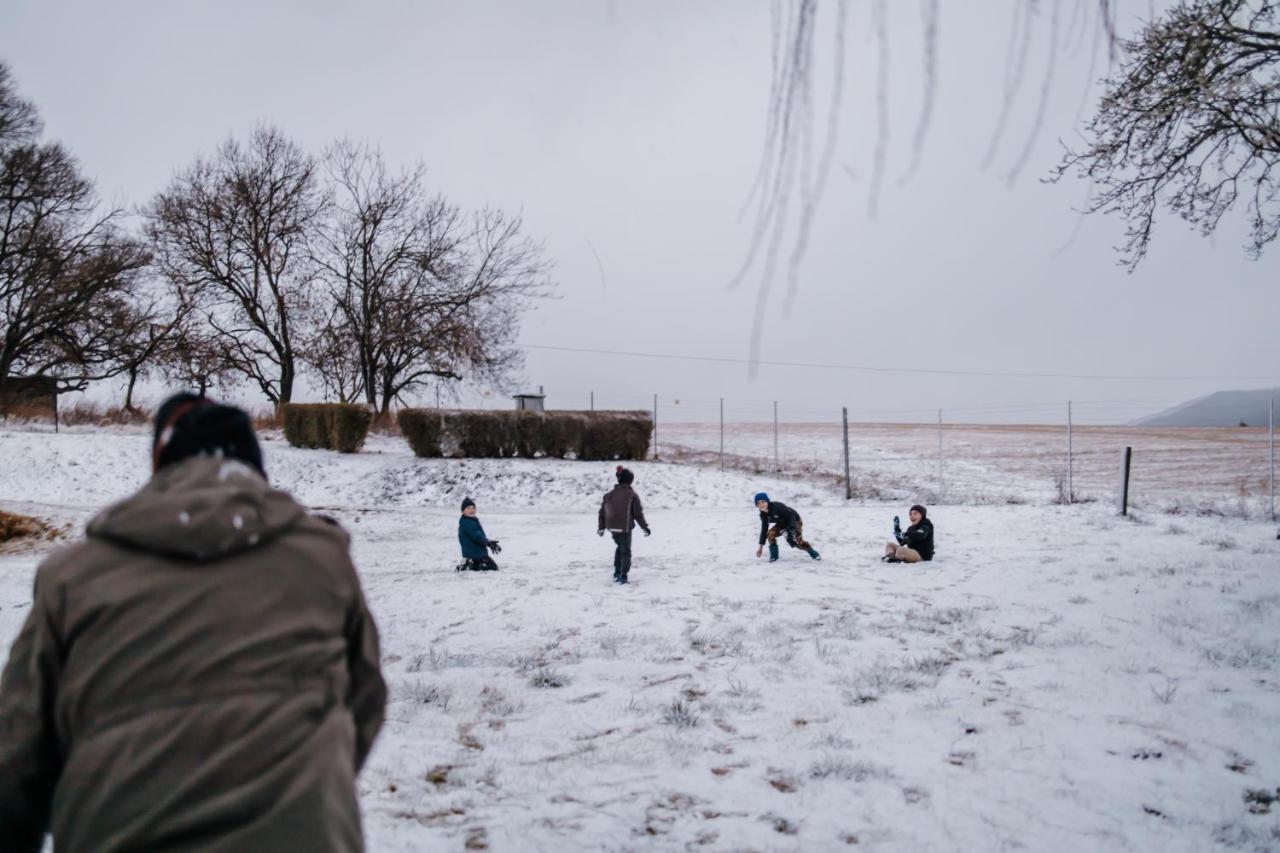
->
[2,0,1276,423]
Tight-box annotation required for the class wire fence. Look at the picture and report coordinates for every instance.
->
[524,388,1277,520]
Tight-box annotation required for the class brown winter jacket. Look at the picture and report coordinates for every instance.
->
[598,484,649,533]
[0,456,387,853]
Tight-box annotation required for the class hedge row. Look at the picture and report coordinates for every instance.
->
[282,403,374,453]
[396,409,652,460]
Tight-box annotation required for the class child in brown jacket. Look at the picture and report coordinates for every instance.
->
[597,465,651,584]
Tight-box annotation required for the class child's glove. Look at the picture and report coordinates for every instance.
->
[597,529,605,537]
[642,527,651,537]
[487,540,501,554]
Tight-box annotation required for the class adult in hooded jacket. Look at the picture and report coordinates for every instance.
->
[0,394,387,853]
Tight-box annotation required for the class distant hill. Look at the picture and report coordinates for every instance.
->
[1137,388,1280,427]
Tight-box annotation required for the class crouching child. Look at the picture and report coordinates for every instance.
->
[754,492,820,562]
[598,466,651,584]
[458,497,501,571]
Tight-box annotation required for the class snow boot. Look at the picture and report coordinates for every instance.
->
[768,542,780,562]
[808,548,821,560]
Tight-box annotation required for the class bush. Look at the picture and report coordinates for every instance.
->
[329,404,373,452]
[397,409,444,457]
[283,404,323,449]
[282,403,373,452]
[397,408,651,460]
[579,411,651,460]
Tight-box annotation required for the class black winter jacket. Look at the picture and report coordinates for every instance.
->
[758,501,802,545]
[897,518,934,560]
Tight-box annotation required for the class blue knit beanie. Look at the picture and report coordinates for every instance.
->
[753,492,769,504]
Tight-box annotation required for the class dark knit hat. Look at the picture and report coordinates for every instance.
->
[461,497,476,512]
[909,504,927,518]
[754,492,769,504]
[152,392,264,476]
[616,466,634,485]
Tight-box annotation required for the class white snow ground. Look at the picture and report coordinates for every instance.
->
[2,426,1280,852]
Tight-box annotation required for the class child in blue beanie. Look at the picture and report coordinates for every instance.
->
[457,497,501,571]
[754,492,820,562]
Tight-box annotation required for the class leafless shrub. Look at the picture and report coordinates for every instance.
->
[1240,595,1280,617]
[1244,787,1280,815]
[725,678,761,700]
[1047,629,1091,649]
[1201,536,1240,551]
[528,666,570,689]
[906,654,952,677]
[843,662,924,704]
[660,698,700,728]
[902,606,976,634]
[479,686,521,717]
[1007,627,1039,648]
[1067,595,1091,605]
[1212,818,1280,849]
[401,679,452,710]
[1201,641,1279,669]
[809,756,893,782]
[410,646,478,672]
[1149,678,1179,705]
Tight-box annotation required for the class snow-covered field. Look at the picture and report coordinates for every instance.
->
[663,421,1276,516]
[3,426,1280,851]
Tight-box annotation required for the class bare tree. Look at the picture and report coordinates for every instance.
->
[1052,0,1279,267]
[302,318,365,404]
[108,282,196,411]
[145,126,324,407]
[310,143,551,418]
[0,62,150,402]
[160,297,238,397]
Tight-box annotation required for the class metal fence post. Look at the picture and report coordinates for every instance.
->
[653,393,658,460]
[719,397,724,471]
[1270,398,1275,523]
[1067,400,1074,503]
[773,400,779,473]
[937,409,944,500]
[1119,446,1132,516]
[590,391,594,412]
[842,406,851,500]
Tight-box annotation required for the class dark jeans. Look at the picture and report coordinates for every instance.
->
[462,556,498,571]
[611,532,632,577]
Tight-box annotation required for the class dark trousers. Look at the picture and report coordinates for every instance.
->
[611,532,632,577]
[463,556,498,571]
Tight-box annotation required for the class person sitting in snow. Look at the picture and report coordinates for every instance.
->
[457,497,500,571]
[597,465,650,584]
[883,504,934,563]
[754,492,820,562]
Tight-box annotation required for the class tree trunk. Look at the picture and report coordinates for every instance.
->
[124,367,140,413]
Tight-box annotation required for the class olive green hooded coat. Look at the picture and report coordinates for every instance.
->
[0,456,387,852]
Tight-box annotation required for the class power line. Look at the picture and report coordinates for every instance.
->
[522,343,1280,383]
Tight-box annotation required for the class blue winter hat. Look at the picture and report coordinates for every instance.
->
[754,492,769,504]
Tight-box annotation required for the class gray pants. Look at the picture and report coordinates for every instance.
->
[611,532,632,577]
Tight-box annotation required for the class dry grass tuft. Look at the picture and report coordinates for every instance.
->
[0,510,61,544]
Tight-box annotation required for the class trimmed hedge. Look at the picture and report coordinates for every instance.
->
[396,409,651,460]
[282,403,374,453]
[397,409,444,457]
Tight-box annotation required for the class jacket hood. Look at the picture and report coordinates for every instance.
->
[87,455,305,561]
